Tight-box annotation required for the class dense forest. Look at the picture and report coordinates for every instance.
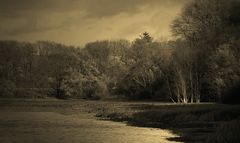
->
[0,0,240,104]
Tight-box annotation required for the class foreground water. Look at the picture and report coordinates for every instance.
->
[0,110,181,143]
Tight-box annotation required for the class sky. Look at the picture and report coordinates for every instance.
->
[0,0,190,46]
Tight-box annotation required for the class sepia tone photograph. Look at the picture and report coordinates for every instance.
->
[0,0,240,143]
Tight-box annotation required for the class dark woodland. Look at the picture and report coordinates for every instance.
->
[1,0,240,103]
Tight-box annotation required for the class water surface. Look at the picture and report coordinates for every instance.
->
[0,111,181,143]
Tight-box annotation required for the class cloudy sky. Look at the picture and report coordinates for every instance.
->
[0,0,190,46]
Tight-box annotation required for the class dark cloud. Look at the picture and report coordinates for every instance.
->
[0,0,190,45]
[0,0,189,17]
[0,18,65,36]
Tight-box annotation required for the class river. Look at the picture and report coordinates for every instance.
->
[0,110,181,143]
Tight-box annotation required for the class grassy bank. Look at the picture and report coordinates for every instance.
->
[95,103,240,143]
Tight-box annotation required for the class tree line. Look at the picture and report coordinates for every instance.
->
[0,0,239,103]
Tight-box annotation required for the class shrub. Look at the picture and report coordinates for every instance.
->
[62,72,108,99]
[0,80,16,98]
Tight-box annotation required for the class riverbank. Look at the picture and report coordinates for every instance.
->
[0,99,239,143]
[95,103,240,143]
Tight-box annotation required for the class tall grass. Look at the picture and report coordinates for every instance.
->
[95,103,240,143]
